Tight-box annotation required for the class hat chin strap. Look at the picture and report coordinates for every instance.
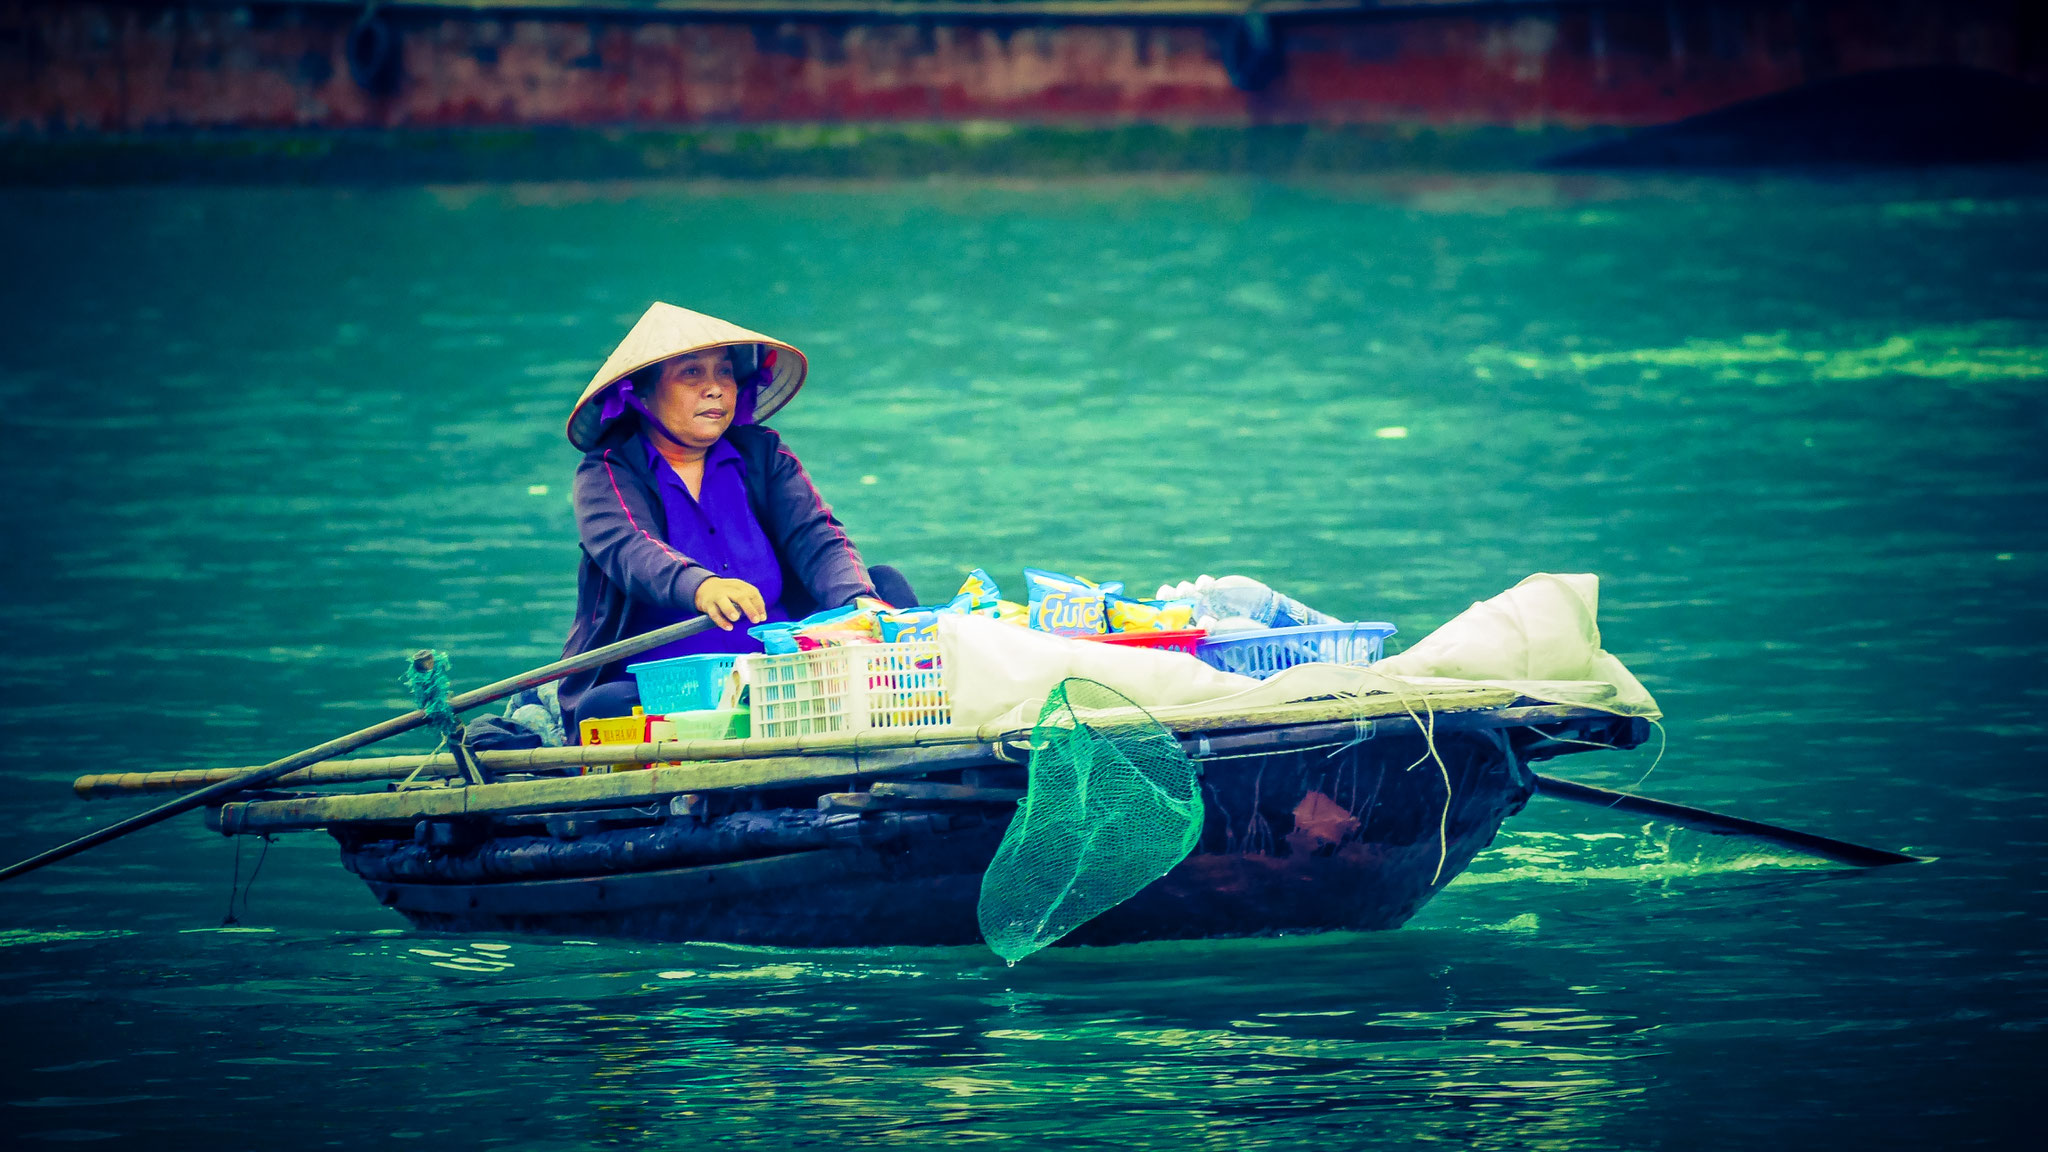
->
[619,385,694,451]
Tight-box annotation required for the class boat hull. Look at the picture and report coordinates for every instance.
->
[349,726,1542,947]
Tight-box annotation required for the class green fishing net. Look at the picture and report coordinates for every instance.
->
[976,678,1205,963]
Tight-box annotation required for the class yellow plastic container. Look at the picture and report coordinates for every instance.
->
[578,706,654,774]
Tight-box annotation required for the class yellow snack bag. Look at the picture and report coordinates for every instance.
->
[1025,568,1119,636]
[1107,596,1197,633]
[796,608,880,646]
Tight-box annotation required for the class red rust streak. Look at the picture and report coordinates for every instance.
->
[0,1,2034,134]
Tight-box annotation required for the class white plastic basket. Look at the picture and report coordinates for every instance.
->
[739,641,950,738]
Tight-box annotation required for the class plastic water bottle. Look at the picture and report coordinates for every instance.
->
[1157,574,1339,630]
[1206,575,1338,628]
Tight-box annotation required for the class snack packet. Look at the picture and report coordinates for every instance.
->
[878,607,942,644]
[873,571,998,645]
[1024,568,1120,637]
[799,626,879,648]
[750,623,801,655]
[750,600,887,653]
[800,610,880,646]
[950,568,1001,612]
[1106,595,1197,633]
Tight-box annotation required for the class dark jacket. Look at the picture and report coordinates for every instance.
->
[560,422,875,716]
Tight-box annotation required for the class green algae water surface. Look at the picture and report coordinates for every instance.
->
[0,172,2041,1149]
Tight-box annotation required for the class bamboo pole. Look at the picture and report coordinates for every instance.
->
[0,616,719,883]
[213,744,1005,834]
[189,692,1925,871]
[76,757,452,797]
[208,703,1611,834]
[76,685,1523,798]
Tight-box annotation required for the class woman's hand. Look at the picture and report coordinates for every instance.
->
[695,577,768,631]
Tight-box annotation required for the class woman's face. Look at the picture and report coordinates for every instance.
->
[649,348,737,451]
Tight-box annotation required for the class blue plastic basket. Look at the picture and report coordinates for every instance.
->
[627,653,738,714]
[1195,622,1397,680]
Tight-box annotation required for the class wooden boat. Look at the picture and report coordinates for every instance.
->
[95,693,1647,948]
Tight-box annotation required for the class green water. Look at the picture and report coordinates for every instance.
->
[1,172,2042,1147]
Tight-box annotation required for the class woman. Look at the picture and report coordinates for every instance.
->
[555,302,914,736]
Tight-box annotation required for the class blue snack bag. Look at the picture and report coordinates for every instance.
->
[748,621,802,654]
[949,568,1001,612]
[878,608,942,644]
[1024,568,1111,637]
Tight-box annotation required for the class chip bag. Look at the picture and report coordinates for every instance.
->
[751,600,886,652]
[878,608,942,644]
[750,624,801,654]
[950,568,1001,612]
[875,571,999,644]
[1106,595,1197,633]
[1024,568,1121,637]
[800,610,881,647]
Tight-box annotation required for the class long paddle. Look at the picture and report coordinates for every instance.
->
[1532,773,1925,867]
[0,616,719,883]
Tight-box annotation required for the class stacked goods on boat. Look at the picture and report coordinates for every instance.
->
[49,570,1928,939]
[611,567,1399,752]
[80,570,1657,949]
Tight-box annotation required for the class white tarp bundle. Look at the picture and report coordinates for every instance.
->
[938,614,1258,728]
[937,572,1658,728]
[1374,573,1659,718]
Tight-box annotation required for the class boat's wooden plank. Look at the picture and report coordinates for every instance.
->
[212,701,1622,834]
[86,684,1528,798]
[869,782,1028,804]
[216,745,1002,834]
[1145,685,1519,733]
[364,850,881,918]
[816,792,891,814]
[818,782,1027,813]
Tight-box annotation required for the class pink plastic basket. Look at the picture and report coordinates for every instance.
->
[1086,628,1209,657]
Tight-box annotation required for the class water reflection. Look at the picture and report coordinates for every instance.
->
[435,936,1665,1148]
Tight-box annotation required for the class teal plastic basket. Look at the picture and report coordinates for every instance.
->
[627,653,738,714]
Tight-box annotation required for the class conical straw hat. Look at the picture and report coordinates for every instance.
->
[566,302,809,451]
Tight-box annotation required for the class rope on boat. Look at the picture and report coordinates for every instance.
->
[1387,688,1452,886]
[401,648,485,785]
[1248,682,1453,884]
[1532,718,1670,799]
[1322,716,1376,759]
[221,833,272,927]
[403,650,463,741]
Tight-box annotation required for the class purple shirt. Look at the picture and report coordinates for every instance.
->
[626,434,790,663]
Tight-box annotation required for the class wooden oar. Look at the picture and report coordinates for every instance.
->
[0,616,719,883]
[1533,773,1925,867]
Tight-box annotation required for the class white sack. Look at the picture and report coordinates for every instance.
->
[938,572,1659,729]
[938,614,1257,729]
[1372,573,1660,718]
